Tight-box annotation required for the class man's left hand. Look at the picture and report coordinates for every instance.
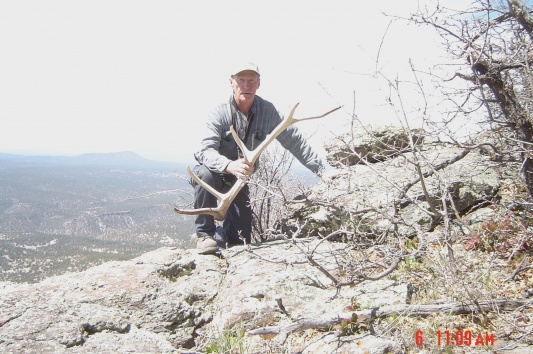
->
[226,158,254,180]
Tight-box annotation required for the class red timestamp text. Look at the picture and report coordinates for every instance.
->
[415,329,495,347]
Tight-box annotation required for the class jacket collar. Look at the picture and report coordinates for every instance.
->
[230,95,258,116]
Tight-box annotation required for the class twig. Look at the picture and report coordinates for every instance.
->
[275,298,292,320]
[508,256,533,280]
[247,181,284,199]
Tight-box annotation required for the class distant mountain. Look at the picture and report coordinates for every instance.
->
[76,151,162,167]
[0,152,186,170]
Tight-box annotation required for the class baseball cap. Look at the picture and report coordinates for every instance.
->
[231,62,260,76]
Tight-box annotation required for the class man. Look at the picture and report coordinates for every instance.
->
[192,62,324,254]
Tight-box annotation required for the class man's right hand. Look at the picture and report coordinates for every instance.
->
[225,158,254,179]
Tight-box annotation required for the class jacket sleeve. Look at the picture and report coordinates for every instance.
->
[193,105,234,174]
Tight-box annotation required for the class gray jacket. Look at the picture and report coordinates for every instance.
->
[194,95,324,174]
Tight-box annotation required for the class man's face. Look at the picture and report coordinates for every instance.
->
[230,71,260,106]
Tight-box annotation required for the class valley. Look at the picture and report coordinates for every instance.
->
[0,152,195,283]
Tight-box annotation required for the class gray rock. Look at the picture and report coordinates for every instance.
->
[295,144,501,236]
[0,240,410,353]
[325,126,425,166]
[302,333,405,354]
[0,247,223,353]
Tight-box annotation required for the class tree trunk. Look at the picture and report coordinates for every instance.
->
[471,26,533,198]
[508,0,533,40]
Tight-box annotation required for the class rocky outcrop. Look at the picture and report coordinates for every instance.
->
[0,239,409,353]
[289,132,503,238]
[324,126,425,166]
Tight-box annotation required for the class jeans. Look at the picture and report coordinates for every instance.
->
[192,164,252,244]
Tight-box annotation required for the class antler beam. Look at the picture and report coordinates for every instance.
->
[174,103,342,221]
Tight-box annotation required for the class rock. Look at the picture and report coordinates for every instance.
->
[212,239,411,333]
[0,239,411,353]
[325,126,425,166]
[293,144,501,236]
[0,247,223,353]
[302,333,404,354]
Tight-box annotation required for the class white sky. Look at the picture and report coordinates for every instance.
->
[0,0,472,164]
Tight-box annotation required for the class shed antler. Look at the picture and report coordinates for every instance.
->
[174,103,342,221]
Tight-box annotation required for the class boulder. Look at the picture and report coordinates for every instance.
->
[325,126,425,166]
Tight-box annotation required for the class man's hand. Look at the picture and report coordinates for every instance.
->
[226,158,254,179]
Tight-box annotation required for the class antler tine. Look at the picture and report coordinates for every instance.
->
[173,206,225,221]
[185,165,224,201]
[174,103,340,220]
[174,170,246,221]
[230,125,253,162]
[229,102,302,165]
[293,105,343,122]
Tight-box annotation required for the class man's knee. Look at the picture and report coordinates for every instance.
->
[192,165,218,186]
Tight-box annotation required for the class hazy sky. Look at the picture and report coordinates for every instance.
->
[1,0,473,164]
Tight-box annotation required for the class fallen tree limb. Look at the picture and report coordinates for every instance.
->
[247,298,531,345]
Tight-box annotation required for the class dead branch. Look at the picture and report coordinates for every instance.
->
[287,236,340,286]
[398,148,471,200]
[335,256,402,288]
[508,256,533,280]
[247,298,531,345]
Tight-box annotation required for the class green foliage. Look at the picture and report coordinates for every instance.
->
[401,256,422,271]
[0,232,154,283]
[204,326,249,354]
[339,313,362,336]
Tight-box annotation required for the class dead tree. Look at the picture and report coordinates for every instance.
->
[410,0,533,198]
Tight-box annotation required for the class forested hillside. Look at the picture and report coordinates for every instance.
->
[0,152,194,282]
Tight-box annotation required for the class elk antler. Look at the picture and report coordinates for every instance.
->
[174,103,342,221]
